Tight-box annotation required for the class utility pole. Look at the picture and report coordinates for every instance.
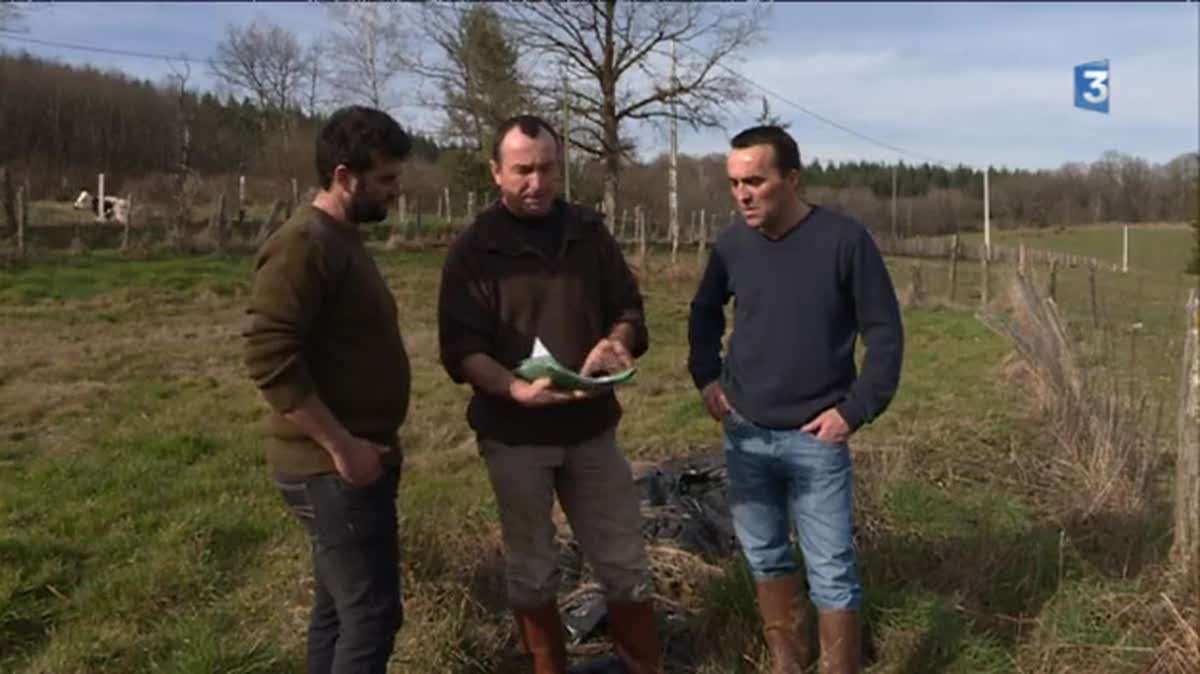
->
[983,165,991,259]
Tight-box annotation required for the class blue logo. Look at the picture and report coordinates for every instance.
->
[1074,59,1110,113]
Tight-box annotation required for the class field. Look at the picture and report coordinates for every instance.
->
[952,222,1196,277]
[1,240,1196,673]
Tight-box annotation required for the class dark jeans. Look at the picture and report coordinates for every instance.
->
[275,466,403,674]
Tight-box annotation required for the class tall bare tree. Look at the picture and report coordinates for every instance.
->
[325,3,408,111]
[412,4,533,153]
[303,42,326,118]
[0,4,24,31]
[209,17,308,122]
[504,1,764,219]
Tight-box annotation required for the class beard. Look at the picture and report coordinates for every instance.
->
[347,187,389,224]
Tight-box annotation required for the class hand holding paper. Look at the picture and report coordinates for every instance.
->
[514,337,637,392]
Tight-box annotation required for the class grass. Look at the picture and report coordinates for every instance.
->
[951,222,1196,278]
[0,246,1193,673]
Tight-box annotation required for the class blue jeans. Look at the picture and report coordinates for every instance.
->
[722,410,862,611]
[275,467,403,674]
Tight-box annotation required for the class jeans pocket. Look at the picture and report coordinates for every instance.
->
[307,471,398,547]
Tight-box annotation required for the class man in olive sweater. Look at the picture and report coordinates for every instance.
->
[243,106,412,674]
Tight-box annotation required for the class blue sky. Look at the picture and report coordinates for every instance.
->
[2,2,1196,171]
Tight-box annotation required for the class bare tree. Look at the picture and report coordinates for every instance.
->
[303,42,326,118]
[0,4,24,31]
[209,17,308,122]
[325,3,408,111]
[166,58,196,242]
[412,4,533,152]
[504,1,764,219]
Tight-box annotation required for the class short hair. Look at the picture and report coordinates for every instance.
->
[492,114,561,163]
[315,106,412,189]
[729,125,802,174]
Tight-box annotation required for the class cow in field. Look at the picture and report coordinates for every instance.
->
[73,189,129,224]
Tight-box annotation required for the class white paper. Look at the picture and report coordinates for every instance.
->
[531,337,552,359]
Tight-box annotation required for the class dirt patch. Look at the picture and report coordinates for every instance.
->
[0,379,109,431]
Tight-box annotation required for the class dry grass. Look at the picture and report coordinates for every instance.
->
[979,271,1168,515]
[1,247,1196,673]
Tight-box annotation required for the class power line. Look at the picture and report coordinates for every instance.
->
[673,39,955,167]
[0,29,205,65]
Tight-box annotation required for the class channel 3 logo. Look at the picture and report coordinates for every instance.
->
[1074,59,1110,114]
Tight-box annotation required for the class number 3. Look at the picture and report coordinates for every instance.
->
[1082,70,1109,104]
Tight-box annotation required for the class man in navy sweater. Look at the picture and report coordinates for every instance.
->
[688,126,903,674]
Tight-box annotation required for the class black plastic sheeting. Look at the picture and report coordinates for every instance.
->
[557,451,736,654]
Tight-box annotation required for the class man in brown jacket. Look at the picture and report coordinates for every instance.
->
[243,105,411,674]
[437,114,662,674]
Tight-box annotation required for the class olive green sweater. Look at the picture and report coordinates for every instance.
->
[243,207,410,477]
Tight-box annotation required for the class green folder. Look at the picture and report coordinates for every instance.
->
[514,338,637,391]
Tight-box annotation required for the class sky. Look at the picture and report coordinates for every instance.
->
[1,2,1196,172]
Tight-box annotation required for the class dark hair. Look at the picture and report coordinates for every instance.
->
[729,125,802,174]
[492,114,561,162]
[315,106,412,189]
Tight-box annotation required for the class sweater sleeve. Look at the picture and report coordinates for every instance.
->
[597,224,649,357]
[687,245,732,390]
[437,238,496,383]
[835,228,904,431]
[242,228,329,413]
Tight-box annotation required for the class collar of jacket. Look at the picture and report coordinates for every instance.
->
[469,198,605,255]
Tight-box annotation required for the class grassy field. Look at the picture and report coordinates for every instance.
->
[952,222,1196,277]
[0,246,1193,673]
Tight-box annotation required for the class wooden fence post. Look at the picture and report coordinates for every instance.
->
[909,261,924,306]
[97,172,105,224]
[210,192,226,253]
[1171,288,1200,589]
[414,196,422,241]
[696,209,707,267]
[948,233,960,303]
[637,205,647,272]
[121,194,133,250]
[1088,260,1099,329]
[1048,258,1059,302]
[0,167,16,240]
[14,183,26,256]
[981,253,991,306]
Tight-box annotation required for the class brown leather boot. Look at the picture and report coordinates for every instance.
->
[817,609,860,674]
[606,599,663,674]
[513,602,569,674]
[754,575,811,674]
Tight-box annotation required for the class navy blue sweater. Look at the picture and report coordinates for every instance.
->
[687,206,904,431]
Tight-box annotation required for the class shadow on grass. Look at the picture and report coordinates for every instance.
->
[0,537,88,668]
[862,500,1170,674]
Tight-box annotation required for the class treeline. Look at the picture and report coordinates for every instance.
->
[0,49,1195,237]
[0,51,440,201]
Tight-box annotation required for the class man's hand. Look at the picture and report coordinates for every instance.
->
[328,435,391,487]
[580,337,634,378]
[701,381,732,421]
[801,407,851,444]
[509,377,583,407]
